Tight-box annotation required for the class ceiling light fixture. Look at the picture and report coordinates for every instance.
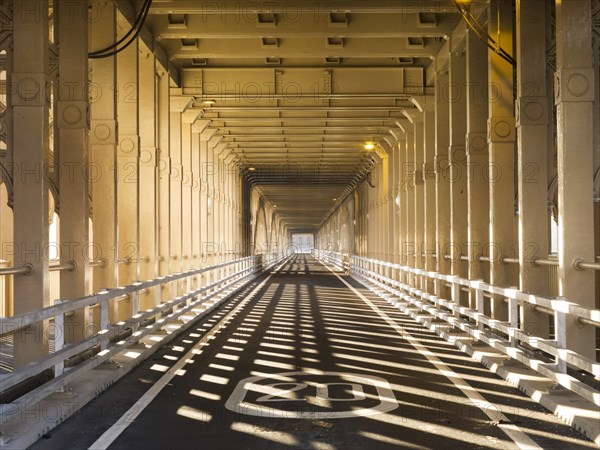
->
[201,99,216,105]
[248,167,256,171]
[364,142,375,150]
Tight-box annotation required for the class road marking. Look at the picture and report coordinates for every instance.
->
[322,260,543,450]
[225,371,398,418]
[89,259,289,450]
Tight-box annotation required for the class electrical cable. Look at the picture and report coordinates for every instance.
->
[89,0,150,56]
[461,3,515,65]
[88,0,152,59]
[452,0,515,66]
[462,4,514,63]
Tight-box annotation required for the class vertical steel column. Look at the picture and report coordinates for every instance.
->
[207,141,216,264]
[231,166,237,258]
[57,0,90,342]
[138,44,157,309]
[516,0,550,338]
[395,135,406,267]
[353,190,360,256]
[0,189,13,317]
[199,133,210,278]
[403,126,415,269]
[448,45,469,307]
[224,160,231,260]
[11,0,50,367]
[218,148,226,261]
[181,118,191,274]
[412,115,425,283]
[191,129,201,274]
[380,153,389,262]
[169,108,182,297]
[387,142,397,265]
[595,1,600,310]
[554,0,596,358]
[220,150,229,261]
[156,68,171,302]
[422,106,436,288]
[465,29,490,310]
[390,140,400,266]
[595,2,600,310]
[180,112,195,287]
[435,61,451,299]
[487,0,516,321]
[116,28,139,314]
[89,0,118,320]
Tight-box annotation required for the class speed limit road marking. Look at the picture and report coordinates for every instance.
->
[225,371,398,419]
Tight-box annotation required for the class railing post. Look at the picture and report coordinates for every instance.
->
[131,289,140,328]
[508,290,519,347]
[54,300,65,379]
[555,298,567,373]
[171,278,178,306]
[475,281,484,331]
[100,297,109,350]
[451,276,460,317]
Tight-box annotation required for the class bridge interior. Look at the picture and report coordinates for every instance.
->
[0,0,599,448]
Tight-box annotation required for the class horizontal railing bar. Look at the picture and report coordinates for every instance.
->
[0,259,119,275]
[533,305,554,316]
[578,317,600,328]
[531,258,559,267]
[0,256,259,336]
[349,254,600,324]
[89,259,106,268]
[0,265,32,276]
[0,263,262,394]
[49,262,76,272]
[348,261,600,383]
[574,260,600,271]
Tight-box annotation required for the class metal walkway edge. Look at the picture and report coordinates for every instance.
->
[30,255,595,450]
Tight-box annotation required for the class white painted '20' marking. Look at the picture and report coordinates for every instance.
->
[225,372,398,419]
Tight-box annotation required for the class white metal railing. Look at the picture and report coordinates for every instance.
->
[0,251,290,422]
[314,250,600,408]
[313,249,349,273]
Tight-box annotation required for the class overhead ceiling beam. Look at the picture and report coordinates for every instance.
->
[215,126,391,132]
[234,151,369,156]
[196,106,409,111]
[150,13,456,39]
[165,37,438,58]
[148,1,461,14]
[206,117,400,122]
[221,135,388,141]
[229,143,375,148]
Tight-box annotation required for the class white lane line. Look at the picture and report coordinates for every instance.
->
[89,259,289,450]
[321,260,542,450]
